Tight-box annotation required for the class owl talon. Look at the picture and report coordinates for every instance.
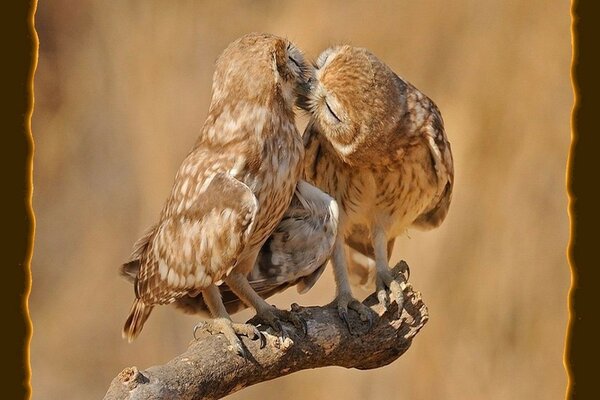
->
[338,308,351,332]
[389,279,405,317]
[335,294,373,335]
[193,322,205,340]
[349,299,373,331]
[248,306,304,339]
[299,317,308,336]
[193,318,264,356]
[289,303,307,335]
[376,284,389,309]
[377,270,406,316]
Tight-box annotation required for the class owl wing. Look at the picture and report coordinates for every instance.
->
[172,180,338,315]
[412,101,454,230]
[134,172,258,305]
[254,180,338,294]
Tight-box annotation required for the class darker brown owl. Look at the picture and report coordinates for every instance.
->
[122,33,312,355]
[302,45,454,331]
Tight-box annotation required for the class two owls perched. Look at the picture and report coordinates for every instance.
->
[121,33,453,353]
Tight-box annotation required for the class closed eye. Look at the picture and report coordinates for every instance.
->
[325,101,341,122]
[288,55,301,69]
[287,42,302,69]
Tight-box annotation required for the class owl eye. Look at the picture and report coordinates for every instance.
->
[288,55,302,69]
[325,100,341,123]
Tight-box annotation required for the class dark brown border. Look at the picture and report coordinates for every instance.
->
[567,1,598,399]
[2,0,36,399]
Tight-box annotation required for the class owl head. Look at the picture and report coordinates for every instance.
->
[211,33,313,111]
[303,45,411,164]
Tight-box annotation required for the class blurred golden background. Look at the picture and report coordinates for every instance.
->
[32,1,571,399]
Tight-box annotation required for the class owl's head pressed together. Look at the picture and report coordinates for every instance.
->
[303,45,441,167]
[210,33,313,112]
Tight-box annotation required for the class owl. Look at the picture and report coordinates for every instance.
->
[302,45,454,332]
[121,33,312,355]
[123,180,338,318]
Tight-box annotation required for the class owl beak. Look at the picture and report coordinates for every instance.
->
[295,76,314,111]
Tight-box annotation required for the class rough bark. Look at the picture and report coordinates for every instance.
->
[104,262,428,400]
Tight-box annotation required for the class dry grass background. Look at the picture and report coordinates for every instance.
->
[31,1,571,399]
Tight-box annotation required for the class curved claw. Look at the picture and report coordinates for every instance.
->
[247,314,284,337]
[193,321,206,340]
[246,315,260,327]
[299,316,308,336]
[288,313,308,336]
[257,330,266,349]
[273,319,284,336]
[235,342,247,358]
[242,322,267,349]
[248,305,308,339]
[338,308,352,333]
[193,319,265,356]
[377,267,407,317]
[289,303,308,336]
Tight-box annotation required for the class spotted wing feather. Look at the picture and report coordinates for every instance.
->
[135,173,257,305]
[172,181,338,315]
[412,102,454,229]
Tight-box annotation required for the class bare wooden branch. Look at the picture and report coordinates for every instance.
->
[104,262,428,400]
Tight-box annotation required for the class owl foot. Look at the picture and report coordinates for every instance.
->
[193,318,265,357]
[247,306,307,338]
[376,268,406,317]
[334,292,373,335]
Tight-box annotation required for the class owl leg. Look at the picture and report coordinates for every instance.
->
[331,238,373,334]
[373,227,405,316]
[194,284,265,357]
[225,271,308,338]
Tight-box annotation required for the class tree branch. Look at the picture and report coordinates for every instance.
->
[104,262,428,400]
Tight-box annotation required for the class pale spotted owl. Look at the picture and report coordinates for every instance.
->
[122,33,313,354]
[302,45,454,332]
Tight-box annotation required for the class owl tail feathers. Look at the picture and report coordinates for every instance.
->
[122,299,154,343]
